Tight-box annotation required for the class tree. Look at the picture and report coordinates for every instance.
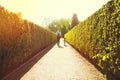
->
[47,18,71,37]
[71,13,79,28]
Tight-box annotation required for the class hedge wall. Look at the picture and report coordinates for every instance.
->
[65,0,120,79]
[0,6,56,78]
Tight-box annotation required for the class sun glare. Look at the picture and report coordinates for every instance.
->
[0,0,110,26]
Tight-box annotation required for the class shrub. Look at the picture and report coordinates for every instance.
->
[65,0,120,79]
[0,6,57,78]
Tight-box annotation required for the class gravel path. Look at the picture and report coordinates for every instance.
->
[2,39,106,80]
[21,39,106,80]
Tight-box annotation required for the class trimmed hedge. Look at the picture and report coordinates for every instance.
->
[65,0,120,79]
[0,6,56,78]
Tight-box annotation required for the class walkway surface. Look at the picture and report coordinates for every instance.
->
[3,39,106,80]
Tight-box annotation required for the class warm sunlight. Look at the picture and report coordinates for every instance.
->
[0,0,110,26]
[1,0,120,80]
[21,39,105,80]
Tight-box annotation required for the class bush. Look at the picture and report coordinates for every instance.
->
[0,6,56,78]
[65,0,120,79]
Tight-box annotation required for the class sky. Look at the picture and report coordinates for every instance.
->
[0,0,110,26]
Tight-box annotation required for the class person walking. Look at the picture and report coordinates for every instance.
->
[56,30,61,47]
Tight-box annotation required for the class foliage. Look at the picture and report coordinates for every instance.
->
[65,0,120,79]
[0,6,56,78]
[47,18,71,37]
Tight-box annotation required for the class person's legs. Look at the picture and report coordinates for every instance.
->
[57,37,61,47]
[58,38,60,46]
[57,41,59,47]
[57,37,59,47]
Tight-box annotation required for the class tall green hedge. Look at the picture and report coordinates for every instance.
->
[0,6,56,78]
[65,0,120,79]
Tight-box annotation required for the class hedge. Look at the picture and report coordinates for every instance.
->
[0,6,56,78]
[65,0,120,79]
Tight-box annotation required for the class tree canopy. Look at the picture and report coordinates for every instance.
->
[47,18,71,37]
[71,13,79,28]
